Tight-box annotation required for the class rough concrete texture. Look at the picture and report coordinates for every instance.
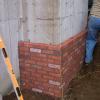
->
[0,0,19,95]
[19,0,88,44]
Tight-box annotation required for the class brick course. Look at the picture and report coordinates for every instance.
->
[18,31,86,97]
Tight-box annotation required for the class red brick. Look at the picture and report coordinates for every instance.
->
[48,55,61,60]
[48,45,60,50]
[29,43,49,49]
[42,50,54,55]
[48,64,61,69]
[19,31,86,98]
[32,88,43,93]
[48,59,61,65]
[42,67,60,74]
[18,42,25,47]
[36,61,48,66]
[30,48,41,53]
[25,60,36,65]
[19,46,29,52]
[49,80,60,86]
[37,69,48,75]
[31,53,47,59]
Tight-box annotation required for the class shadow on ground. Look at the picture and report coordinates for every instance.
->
[3,42,100,100]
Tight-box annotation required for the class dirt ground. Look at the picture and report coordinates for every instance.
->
[3,43,100,100]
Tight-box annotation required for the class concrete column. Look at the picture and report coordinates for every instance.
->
[20,0,88,44]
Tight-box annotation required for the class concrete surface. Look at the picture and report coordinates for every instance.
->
[19,0,88,44]
[0,0,19,95]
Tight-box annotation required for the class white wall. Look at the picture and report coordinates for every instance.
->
[0,0,20,95]
[20,0,88,44]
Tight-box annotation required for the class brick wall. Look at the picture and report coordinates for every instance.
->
[18,31,86,97]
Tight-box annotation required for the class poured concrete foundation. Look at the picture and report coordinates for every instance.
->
[18,0,88,97]
[0,0,88,98]
[19,0,88,44]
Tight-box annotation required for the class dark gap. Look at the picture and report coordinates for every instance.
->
[16,87,21,97]
[2,48,8,58]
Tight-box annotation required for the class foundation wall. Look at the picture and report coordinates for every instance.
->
[19,0,88,44]
[19,31,86,97]
[18,0,88,98]
[0,0,88,97]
